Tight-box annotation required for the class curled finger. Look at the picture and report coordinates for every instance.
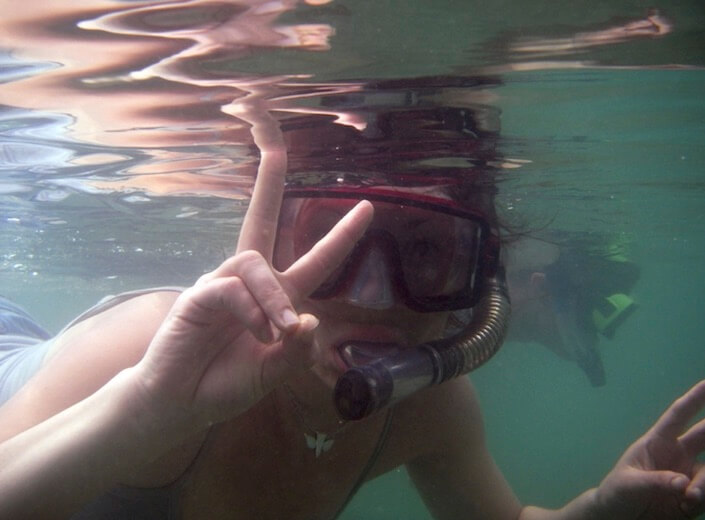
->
[194,275,274,344]
[259,313,320,393]
[682,463,705,517]
[223,250,300,334]
[198,250,300,335]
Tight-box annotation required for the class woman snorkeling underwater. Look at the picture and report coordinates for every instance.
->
[0,79,704,519]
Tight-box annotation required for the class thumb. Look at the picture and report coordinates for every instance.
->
[260,313,320,392]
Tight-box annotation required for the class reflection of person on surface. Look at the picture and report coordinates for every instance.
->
[506,237,640,386]
[509,9,672,56]
[1,82,704,520]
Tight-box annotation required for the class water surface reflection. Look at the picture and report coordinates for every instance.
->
[0,1,701,286]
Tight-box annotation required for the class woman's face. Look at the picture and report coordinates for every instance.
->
[275,192,475,388]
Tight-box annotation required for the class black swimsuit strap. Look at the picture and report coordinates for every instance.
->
[331,407,394,520]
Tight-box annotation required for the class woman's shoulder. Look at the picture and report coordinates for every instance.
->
[46,288,182,361]
[0,289,181,442]
[379,377,486,467]
[398,376,483,427]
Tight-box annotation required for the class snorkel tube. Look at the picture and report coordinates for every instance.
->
[334,266,511,420]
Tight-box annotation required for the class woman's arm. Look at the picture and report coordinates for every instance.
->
[0,367,180,518]
[409,379,705,520]
[0,291,178,443]
[523,380,705,520]
[0,304,324,519]
[405,377,523,520]
[0,292,191,518]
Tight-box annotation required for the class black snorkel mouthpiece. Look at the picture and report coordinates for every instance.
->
[334,267,511,421]
[333,345,441,421]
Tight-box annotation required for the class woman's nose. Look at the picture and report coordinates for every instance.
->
[342,246,397,310]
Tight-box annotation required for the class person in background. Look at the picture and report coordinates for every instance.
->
[506,237,639,386]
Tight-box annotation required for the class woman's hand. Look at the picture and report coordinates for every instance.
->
[130,111,373,428]
[595,380,705,519]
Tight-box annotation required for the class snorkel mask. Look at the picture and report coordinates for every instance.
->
[274,185,511,420]
[277,74,508,419]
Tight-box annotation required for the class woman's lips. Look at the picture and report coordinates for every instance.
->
[337,341,402,368]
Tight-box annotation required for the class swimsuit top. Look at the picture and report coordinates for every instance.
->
[72,408,393,520]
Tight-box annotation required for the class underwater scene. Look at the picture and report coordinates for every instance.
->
[1,0,704,518]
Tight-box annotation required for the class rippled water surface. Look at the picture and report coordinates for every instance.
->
[1,0,704,516]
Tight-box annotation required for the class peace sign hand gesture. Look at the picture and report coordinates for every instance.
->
[131,113,373,428]
[594,380,705,519]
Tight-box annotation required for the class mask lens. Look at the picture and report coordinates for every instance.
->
[399,213,482,301]
[275,191,489,311]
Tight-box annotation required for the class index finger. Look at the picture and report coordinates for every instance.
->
[651,380,705,440]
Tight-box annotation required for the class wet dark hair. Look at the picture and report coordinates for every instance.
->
[544,247,640,315]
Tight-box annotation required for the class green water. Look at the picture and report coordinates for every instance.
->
[1,0,704,517]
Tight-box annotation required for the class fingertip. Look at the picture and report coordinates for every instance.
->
[678,481,705,517]
[685,485,703,502]
[280,313,319,369]
[355,199,374,220]
[671,474,690,492]
[280,308,300,331]
[279,312,318,337]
